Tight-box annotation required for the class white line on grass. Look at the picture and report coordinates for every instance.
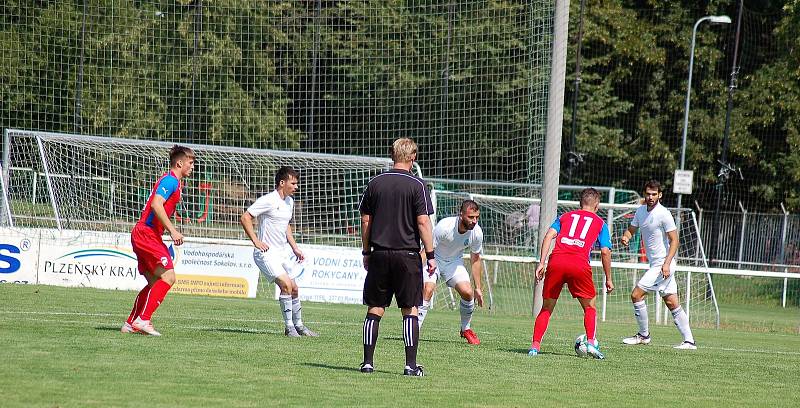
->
[0,310,485,335]
[4,311,800,355]
[0,310,347,325]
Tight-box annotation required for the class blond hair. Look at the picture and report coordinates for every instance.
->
[390,138,418,163]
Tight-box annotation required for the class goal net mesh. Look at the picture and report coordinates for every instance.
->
[431,190,719,326]
[2,129,392,249]
[0,1,553,186]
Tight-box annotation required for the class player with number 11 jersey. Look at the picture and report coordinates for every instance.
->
[544,209,609,299]
[528,188,613,359]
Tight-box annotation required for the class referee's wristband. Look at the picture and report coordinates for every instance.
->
[362,250,371,256]
[425,251,435,260]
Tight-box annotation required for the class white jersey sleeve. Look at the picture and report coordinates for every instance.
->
[246,194,273,217]
[470,225,484,255]
[631,210,640,228]
[662,208,677,233]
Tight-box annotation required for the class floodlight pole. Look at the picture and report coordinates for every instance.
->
[535,0,570,317]
[676,15,731,211]
[710,2,743,265]
[565,0,586,184]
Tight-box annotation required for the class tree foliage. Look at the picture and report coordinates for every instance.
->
[563,0,799,211]
[0,0,797,211]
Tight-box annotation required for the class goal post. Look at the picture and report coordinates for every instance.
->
[431,189,722,326]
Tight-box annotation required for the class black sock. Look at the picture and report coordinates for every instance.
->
[362,313,381,365]
[403,315,419,368]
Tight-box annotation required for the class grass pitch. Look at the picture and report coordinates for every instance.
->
[1,284,799,407]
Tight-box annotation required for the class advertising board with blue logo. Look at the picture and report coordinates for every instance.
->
[0,229,39,284]
[36,230,146,290]
[2,228,368,302]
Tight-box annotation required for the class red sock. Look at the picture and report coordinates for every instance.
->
[584,306,597,342]
[126,285,150,324]
[140,280,172,321]
[531,309,552,349]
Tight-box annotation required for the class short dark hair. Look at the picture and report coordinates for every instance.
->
[579,188,601,207]
[643,179,662,193]
[275,166,299,188]
[169,145,195,167]
[460,199,479,213]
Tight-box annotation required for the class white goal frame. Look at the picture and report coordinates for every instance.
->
[1,129,400,242]
[431,190,723,326]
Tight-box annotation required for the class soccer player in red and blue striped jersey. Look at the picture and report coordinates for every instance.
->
[122,145,195,336]
[528,188,614,358]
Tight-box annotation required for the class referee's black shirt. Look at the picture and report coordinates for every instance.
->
[359,169,434,251]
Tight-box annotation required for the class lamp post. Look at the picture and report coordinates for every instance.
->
[676,15,731,211]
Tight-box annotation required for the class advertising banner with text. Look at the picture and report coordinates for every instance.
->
[1,227,367,302]
[36,229,147,290]
[172,240,260,298]
[285,245,367,304]
[0,228,40,284]
[1,228,261,298]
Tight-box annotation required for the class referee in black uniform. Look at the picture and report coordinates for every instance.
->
[358,137,436,376]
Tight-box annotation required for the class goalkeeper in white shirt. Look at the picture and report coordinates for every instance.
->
[240,166,318,338]
[418,200,484,345]
[620,180,696,349]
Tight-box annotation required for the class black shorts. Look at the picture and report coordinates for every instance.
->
[363,250,422,308]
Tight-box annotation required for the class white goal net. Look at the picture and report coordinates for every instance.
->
[431,190,721,327]
[1,129,394,248]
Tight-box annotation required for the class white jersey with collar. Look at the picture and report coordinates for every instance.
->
[433,216,483,264]
[631,203,677,267]
[246,190,294,250]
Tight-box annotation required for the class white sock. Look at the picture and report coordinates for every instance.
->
[459,299,474,331]
[633,300,649,337]
[279,295,293,329]
[670,306,694,343]
[291,297,304,328]
[418,300,430,328]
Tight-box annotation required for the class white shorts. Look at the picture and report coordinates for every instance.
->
[253,248,300,283]
[424,259,470,288]
[637,259,678,295]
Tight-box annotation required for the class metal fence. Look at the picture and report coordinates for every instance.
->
[697,201,800,271]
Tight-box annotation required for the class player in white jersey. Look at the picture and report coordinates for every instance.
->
[418,200,484,345]
[240,166,318,338]
[620,180,695,349]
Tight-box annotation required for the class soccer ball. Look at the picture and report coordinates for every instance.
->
[574,334,589,358]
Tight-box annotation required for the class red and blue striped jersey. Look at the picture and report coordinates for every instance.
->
[137,170,181,236]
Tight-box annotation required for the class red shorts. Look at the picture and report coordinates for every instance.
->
[542,258,596,300]
[131,224,173,274]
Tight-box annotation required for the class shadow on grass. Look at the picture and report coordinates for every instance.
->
[502,347,575,357]
[302,362,374,374]
[302,363,415,376]
[95,325,278,335]
[202,327,275,335]
[95,325,123,332]
[383,336,460,344]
